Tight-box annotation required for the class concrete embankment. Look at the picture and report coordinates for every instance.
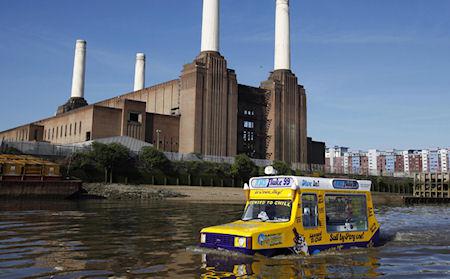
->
[371,192,405,207]
[82,183,406,206]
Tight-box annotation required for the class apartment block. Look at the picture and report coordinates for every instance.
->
[325,146,448,177]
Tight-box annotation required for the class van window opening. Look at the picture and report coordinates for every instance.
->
[325,194,368,232]
[302,194,318,228]
[242,200,292,223]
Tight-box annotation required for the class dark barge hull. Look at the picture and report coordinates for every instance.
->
[0,179,82,199]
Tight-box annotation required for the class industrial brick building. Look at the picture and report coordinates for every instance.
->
[0,0,324,167]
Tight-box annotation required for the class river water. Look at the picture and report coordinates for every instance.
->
[0,200,448,278]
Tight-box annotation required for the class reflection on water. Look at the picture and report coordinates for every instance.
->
[0,200,448,278]
[195,249,382,278]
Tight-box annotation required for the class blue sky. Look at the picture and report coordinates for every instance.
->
[0,0,449,150]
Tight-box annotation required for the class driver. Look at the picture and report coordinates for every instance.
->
[265,204,276,220]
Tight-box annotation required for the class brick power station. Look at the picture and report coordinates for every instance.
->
[0,0,325,167]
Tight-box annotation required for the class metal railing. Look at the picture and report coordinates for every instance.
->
[163,152,272,167]
[1,141,89,157]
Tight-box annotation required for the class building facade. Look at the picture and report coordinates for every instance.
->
[325,147,449,177]
[0,0,324,167]
[440,149,448,173]
[325,146,348,174]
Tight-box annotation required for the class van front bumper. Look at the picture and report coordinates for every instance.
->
[200,233,255,255]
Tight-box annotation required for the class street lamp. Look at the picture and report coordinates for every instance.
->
[155,129,162,150]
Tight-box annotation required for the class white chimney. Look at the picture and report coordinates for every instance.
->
[274,0,291,71]
[134,53,146,91]
[201,0,220,52]
[70,40,87,98]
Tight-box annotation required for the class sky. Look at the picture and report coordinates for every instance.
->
[0,0,449,151]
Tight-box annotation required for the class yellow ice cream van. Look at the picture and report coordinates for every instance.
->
[200,175,380,256]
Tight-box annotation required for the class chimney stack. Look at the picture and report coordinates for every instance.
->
[201,0,220,52]
[134,53,146,91]
[274,0,291,71]
[70,40,87,98]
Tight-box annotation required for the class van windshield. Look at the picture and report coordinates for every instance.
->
[242,200,292,223]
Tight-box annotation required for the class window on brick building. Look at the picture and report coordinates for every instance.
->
[128,112,141,123]
[244,121,254,129]
[243,109,255,116]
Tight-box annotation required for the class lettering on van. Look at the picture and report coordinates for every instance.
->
[257,233,282,247]
[248,200,292,207]
[274,201,291,207]
[253,189,284,196]
[301,179,320,187]
[329,232,365,243]
[368,207,374,218]
[268,178,293,187]
[251,178,293,188]
[370,223,378,233]
[318,195,324,204]
[309,232,322,243]
[332,180,359,190]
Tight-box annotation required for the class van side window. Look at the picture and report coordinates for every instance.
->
[325,194,368,232]
[302,194,318,228]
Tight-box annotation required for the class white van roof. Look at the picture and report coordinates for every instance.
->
[248,176,372,192]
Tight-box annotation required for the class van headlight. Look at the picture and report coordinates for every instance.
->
[234,237,247,248]
[200,233,206,243]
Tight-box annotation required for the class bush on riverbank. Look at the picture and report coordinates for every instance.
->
[231,154,258,182]
[68,142,137,183]
[139,146,173,175]
[272,161,293,175]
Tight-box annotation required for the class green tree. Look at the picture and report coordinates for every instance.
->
[68,151,100,182]
[212,163,232,178]
[90,142,131,183]
[272,161,292,175]
[139,146,172,175]
[231,154,258,182]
